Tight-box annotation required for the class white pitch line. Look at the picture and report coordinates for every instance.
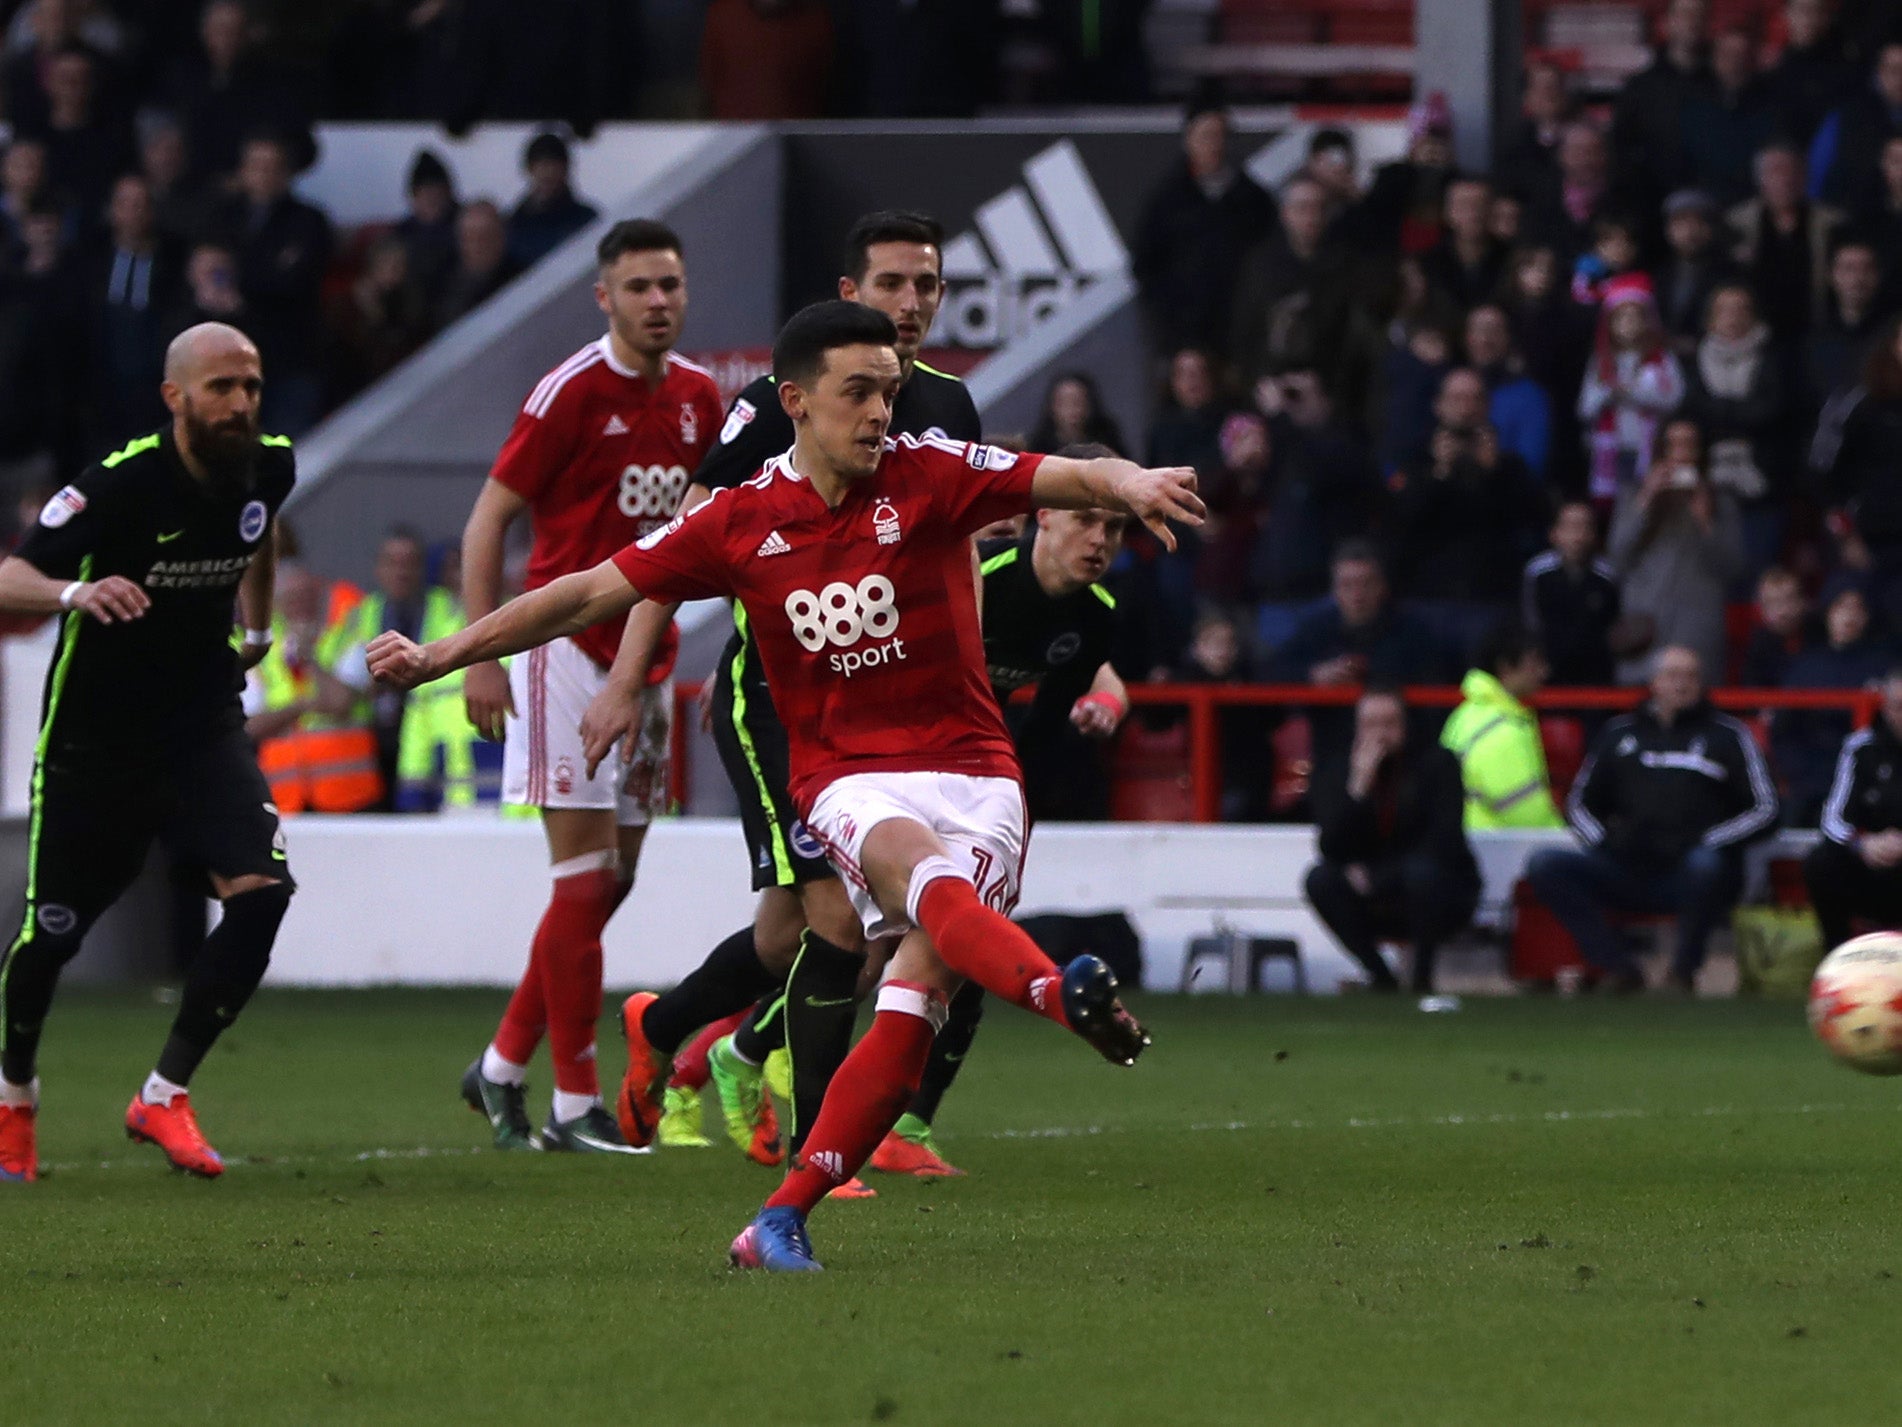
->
[34,1101,1876,1174]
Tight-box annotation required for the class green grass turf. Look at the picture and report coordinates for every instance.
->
[5,988,1901,1426]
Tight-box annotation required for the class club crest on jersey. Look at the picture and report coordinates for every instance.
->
[873,498,902,546]
[789,820,824,861]
[239,500,268,543]
[720,399,755,445]
[39,486,86,528]
[680,402,699,446]
[1047,632,1082,665]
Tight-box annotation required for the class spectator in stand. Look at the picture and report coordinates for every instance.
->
[1805,236,1890,411]
[1378,315,1456,473]
[699,0,834,120]
[1608,418,1744,684]
[1811,40,1902,214]
[213,131,331,436]
[1806,667,1902,948]
[1272,541,1446,705]
[163,0,314,181]
[1132,99,1275,358]
[1569,212,1643,309]
[1729,141,1842,341]
[27,44,130,220]
[1229,175,1354,391]
[1419,174,1504,315]
[1766,0,1855,147]
[1611,0,1713,216]
[166,237,246,336]
[1499,58,1576,207]
[1343,91,1454,257]
[1390,368,1542,645]
[1812,315,1902,627]
[1146,347,1228,481]
[0,220,74,500]
[1678,283,1787,577]
[1579,275,1685,505]
[1527,644,1778,994]
[82,173,179,451]
[136,111,213,251]
[1774,573,1890,824]
[505,131,597,270]
[1857,134,1902,257]
[1246,371,1381,612]
[435,198,520,327]
[1531,120,1616,262]
[1652,189,1738,353]
[394,149,459,311]
[1442,622,1563,831]
[1489,189,1525,248]
[1172,609,1273,823]
[1682,25,1778,208]
[1303,683,1479,995]
[0,138,62,262]
[1739,565,1813,686]
[1464,303,1552,480]
[2,0,108,133]
[1299,127,1360,226]
[1028,371,1126,457]
[1501,245,1589,484]
[1524,499,1622,687]
[326,234,430,402]
[1193,409,1270,606]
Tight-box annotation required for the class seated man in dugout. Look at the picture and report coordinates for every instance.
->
[1525,646,1778,994]
[1304,683,1480,994]
[1806,667,1902,950]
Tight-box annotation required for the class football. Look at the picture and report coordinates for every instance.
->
[1808,933,1902,1076]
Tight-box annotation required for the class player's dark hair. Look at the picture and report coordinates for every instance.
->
[597,218,682,269]
[1475,622,1544,678]
[842,210,943,282]
[773,300,898,388]
[1054,443,1118,461]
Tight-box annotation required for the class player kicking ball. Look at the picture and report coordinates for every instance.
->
[367,301,1202,1271]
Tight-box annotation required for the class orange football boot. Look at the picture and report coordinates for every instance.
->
[615,992,669,1148]
[125,1093,224,1178]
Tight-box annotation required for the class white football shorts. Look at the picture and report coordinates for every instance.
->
[501,636,671,826]
[805,770,1027,941]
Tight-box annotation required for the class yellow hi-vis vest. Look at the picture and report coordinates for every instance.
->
[253,614,383,812]
[1441,668,1563,831]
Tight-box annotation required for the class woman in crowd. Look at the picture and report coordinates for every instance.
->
[1677,283,1787,582]
[1608,417,1743,684]
[1028,370,1127,456]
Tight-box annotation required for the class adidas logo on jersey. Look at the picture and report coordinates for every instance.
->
[938,139,1129,349]
[603,414,630,436]
[756,530,792,557]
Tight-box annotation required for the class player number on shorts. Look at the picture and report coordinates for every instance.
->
[617,464,689,520]
[785,575,900,651]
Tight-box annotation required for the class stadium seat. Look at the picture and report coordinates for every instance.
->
[1539,715,1587,803]
[1109,721,1196,823]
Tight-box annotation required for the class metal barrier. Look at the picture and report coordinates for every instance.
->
[669,680,1880,824]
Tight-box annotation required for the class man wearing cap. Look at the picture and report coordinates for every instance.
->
[1652,189,1738,351]
[507,131,599,270]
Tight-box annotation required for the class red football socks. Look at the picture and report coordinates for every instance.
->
[535,867,623,1097]
[764,983,943,1216]
[669,1010,746,1092]
[914,876,1068,1028]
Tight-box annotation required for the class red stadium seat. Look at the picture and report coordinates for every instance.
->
[1539,715,1587,804]
[1109,722,1196,823]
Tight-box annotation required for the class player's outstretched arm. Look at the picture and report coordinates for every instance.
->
[1029,457,1206,552]
[368,559,641,691]
[0,555,150,623]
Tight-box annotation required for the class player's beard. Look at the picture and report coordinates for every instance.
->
[182,401,260,497]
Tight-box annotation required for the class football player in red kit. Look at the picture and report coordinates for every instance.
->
[368,300,1202,1267]
[456,220,724,1153]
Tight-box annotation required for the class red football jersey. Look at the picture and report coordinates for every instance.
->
[491,338,724,673]
[612,435,1045,808]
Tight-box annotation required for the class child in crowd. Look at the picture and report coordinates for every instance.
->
[1578,275,1685,505]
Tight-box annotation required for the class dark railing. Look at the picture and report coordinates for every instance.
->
[670,681,1880,824]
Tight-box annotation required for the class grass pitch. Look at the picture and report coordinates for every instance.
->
[6,988,1900,1426]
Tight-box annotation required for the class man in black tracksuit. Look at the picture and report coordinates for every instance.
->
[1805,670,1902,949]
[1527,645,1779,992]
[1303,684,1480,993]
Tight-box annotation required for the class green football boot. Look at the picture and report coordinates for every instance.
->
[708,1036,782,1165]
[460,1059,539,1151]
[657,1084,713,1148]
